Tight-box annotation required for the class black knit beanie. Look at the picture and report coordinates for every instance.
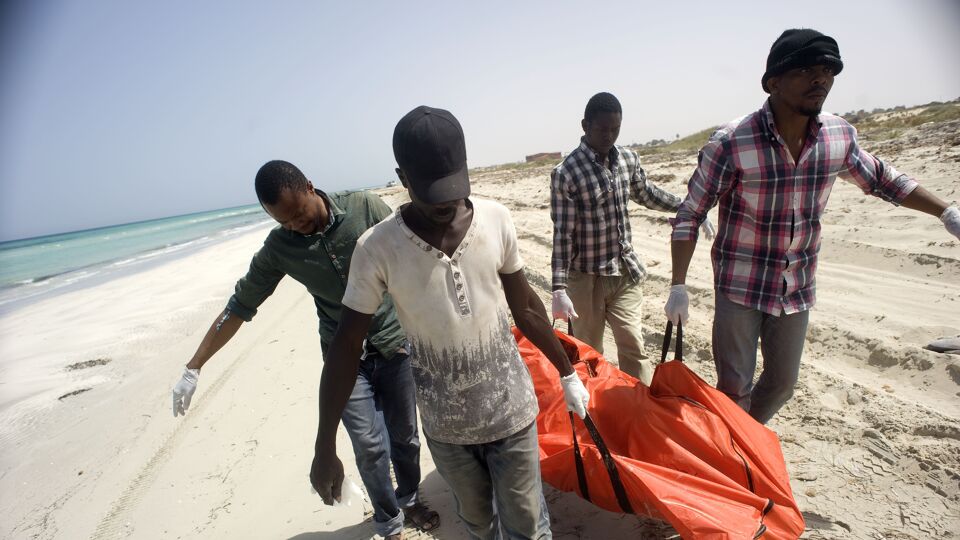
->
[762,29,843,93]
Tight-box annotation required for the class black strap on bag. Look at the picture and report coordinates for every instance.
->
[548,319,573,336]
[563,317,633,512]
[660,321,684,364]
[569,412,635,514]
[569,411,591,502]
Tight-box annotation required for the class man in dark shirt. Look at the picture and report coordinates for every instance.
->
[170,160,438,539]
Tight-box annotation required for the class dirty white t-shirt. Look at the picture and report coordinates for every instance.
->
[342,198,538,445]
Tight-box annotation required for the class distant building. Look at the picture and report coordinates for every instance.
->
[386,180,397,187]
[525,152,561,163]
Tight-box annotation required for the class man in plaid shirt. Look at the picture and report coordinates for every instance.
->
[665,29,960,424]
[551,92,715,384]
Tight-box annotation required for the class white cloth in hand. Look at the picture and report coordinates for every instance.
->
[664,284,689,325]
[560,371,589,419]
[311,477,364,508]
[551,289,579,321]
[172,367,200,417]
[700,217,717,241]
[941,206,960,239]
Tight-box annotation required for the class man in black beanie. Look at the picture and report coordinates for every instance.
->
[761,28,843,95]
[664,29,960,424]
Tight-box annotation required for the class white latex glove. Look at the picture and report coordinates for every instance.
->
[942,206,960,239]
[560,372,589,419]
[664,284,689,325]
[172,367,200,417]
[700,217,717,241]
[551,289,579,322]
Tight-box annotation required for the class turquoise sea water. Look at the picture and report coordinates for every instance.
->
[0,204,273,310]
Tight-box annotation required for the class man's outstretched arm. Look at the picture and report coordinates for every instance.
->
[900,185,949,217]
[311,306,373,504]
[186,309,245,370]
[900,185,960,239]
[842,137,960,240]
[171,310,244,417]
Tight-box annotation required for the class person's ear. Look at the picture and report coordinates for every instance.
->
[395,168,409,188]
[581,118,589,133]
[305,180,315,193]
[767,76,781,95]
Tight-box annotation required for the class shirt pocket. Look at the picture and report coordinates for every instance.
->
[578,181,612,222]
[737,168,764,217]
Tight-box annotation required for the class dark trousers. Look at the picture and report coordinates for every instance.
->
[341,350,420,537]
[712,292,810,424]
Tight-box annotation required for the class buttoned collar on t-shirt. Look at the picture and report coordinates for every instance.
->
[394,203,479,317]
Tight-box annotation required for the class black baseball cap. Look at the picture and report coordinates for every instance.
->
[392,105,470,204]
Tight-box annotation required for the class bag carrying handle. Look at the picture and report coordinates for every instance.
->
[570,412,590,502]
[569,412,635,514]
[548,319,574,337]
[660,321,684,364]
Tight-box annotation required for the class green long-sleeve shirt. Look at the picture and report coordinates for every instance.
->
[226,189,405,358]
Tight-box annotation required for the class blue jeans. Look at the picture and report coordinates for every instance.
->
[426,421,551,540]
[712,292,810,424]
[340,349,421,537]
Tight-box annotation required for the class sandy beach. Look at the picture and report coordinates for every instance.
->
[1,107,958,539]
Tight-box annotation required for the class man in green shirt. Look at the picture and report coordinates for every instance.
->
[170,160,438,539]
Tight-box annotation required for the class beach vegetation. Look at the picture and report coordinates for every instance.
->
[467,99,960,173]
[842,99,960,140]
[471,158,557,174]
[632,127,719,158]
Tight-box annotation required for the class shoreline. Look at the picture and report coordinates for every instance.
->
[0,220,275,315]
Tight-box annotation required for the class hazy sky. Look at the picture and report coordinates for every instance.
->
[1,0,958,241]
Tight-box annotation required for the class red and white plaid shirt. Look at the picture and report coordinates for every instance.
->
[672,100,918,316]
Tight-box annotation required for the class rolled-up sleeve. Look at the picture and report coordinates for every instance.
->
[226,245,285,321]
[841,127,918,204]
[550,168,576,289]
[671,138,733,241]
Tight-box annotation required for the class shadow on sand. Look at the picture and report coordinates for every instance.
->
[287,469,462,540]
[287,467,678,539]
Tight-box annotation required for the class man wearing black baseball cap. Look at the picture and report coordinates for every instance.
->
[312,105,589,538]
[665,29,960,424]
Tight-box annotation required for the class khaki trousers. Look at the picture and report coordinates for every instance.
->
[566,269,651,384]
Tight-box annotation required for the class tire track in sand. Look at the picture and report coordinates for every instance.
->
[89,293,303,540]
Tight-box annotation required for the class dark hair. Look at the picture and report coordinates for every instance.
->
[584,92,622,123]
[255,160,310,205]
